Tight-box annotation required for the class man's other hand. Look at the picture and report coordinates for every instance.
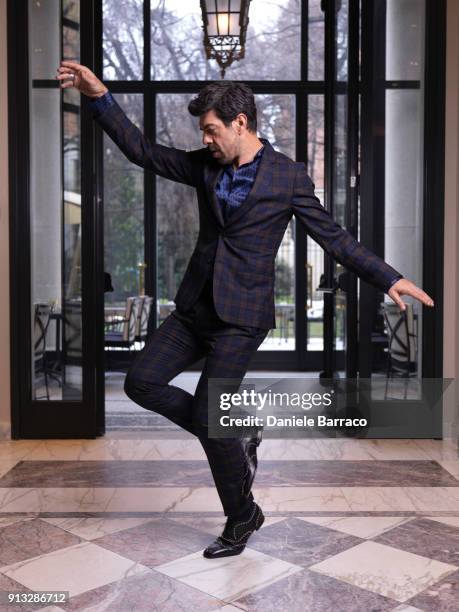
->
[55,61,108,99]
[388,278,434,311]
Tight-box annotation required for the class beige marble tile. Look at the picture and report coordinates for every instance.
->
[0,460,19,478]
[304,439,372,460]
[0,487,199,513]
[390,605,425,612]
[26,439,206,461]
[403,487,459,512]
[22,439,111,461]
[166,487,227,512]
[253,487,351,512]
[297,516,414,539]
[0,541,152,598]
[106,487,199,512]
[6,484,454,514]
[4,483,457,514]
[258,439,323,460]
[438,460,459,480]
[0,440,42,462]
[314,439,431,461]
[352,439,433,461]
[413,440,459,461]
[341,487,418,512]
[309,540,457,602]
[424,515,459,529]
[0,514,38,529]
[41,516,157,540]
[0,488,116,513]
[259,516,289,528]
[168,516,226,536]
[155,547,303,601]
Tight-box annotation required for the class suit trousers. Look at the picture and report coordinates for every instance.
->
[124,274,269,517]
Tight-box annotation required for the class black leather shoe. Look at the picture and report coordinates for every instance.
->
[241,427,263,497]
[203,503,265,559]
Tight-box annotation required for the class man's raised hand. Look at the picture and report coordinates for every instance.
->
[55,61,108,99]
[388,278,434,312]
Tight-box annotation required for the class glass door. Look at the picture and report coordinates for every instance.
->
[10,0,102,437]
[320,0,359,379]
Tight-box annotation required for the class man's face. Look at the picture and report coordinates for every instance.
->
[199,109,241,165]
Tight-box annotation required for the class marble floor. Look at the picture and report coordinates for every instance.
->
[0,374,458,611]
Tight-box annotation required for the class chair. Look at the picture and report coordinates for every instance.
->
[33,303,52,400]
[157,302,174,325]
[380,302,418,377]
[105,296,141,350]
[276,304,295,343]
[135,296,153,343]
[64,300,83,365]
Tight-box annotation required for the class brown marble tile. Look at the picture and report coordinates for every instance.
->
[247,517,363,567]
[0,461,214,487]
[0,518,81,566]
[63,568,223,611]
[408,567,459,611]
[235,567,396,611]
[1,460,455,487]
[0,573,35,612]
[92,517,212,567]
[253,460,458,487]
[373,517,459,565]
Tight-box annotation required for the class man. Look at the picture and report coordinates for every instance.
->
[56,61,434,559]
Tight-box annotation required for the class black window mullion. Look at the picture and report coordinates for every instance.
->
[144,0,150,82]
[144,89,156,333]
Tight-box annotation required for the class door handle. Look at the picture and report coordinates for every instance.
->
[316,273,339,293]
[316,272,349,293]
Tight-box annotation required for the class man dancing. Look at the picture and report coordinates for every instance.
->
[56,60,434,558]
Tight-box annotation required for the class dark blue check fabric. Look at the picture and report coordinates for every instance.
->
[215,142,265,220]
[90,91,116,118]
[91,94,405,328]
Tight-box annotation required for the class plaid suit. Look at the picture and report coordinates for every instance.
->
[94,97,404,331]
[95,97,403,517]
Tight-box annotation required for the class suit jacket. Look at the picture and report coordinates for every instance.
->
[94,99,403,330]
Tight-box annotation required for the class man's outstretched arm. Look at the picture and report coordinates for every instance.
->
[291,163,434,311]
[56,61,203,186]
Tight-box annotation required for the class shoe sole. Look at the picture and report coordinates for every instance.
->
[203,508,265,559]
[203,545,245,559]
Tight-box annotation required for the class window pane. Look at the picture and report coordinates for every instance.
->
[29,0,60,79]
[336,0,348,82]
[30,89,83,401]
[104,94,144,309]
[103,0,144,80]
[151,0,301,81]
[155,94,201,326]
[386,0,425,81]
[385,89,424,374]
[29,1,83,401]
[308,0,325,80]
[307,95,325,351]
[63,0,80,63]
[256,94,296,350]
[28,0,81,79]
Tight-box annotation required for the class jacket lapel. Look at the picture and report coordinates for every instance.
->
[225,141,276,227]
[204,163,225,227]
[204,140,276,228]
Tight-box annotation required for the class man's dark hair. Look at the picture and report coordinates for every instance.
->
[188,81,257,133]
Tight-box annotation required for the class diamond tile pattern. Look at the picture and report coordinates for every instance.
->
[0,451,458,610]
